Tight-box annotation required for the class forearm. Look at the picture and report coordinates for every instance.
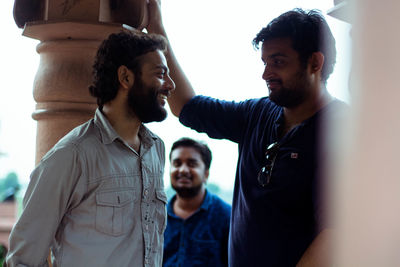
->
[146,0,195,117]
[296,229,334,267]
[7,184,58,266]
[164,43,195,117]
[7,146,82,267]
[7,221,51,267]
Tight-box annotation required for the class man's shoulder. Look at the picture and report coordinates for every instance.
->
[207,192,231,213]
[246,96,278,113]
[59,119,96,145]
[320,98,350,122]
[43,119,97,159]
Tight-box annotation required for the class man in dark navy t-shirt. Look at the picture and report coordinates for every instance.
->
[147,1,347,266]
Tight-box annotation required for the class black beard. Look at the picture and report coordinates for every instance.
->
[172,183,203,199]
[127,76,167,123]
[269,69,310,108]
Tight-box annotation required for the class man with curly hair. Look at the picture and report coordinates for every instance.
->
[6,31,175,267]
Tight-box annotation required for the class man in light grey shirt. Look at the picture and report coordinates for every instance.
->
[6,31,175,267]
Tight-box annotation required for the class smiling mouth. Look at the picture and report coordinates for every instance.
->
[158,92,169,105]
[159,90,170,103]
[176,176,192,182]
[267,79,282,89]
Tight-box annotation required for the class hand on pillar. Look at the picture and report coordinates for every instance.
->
[146,0,166,36]
[13,0,44,28]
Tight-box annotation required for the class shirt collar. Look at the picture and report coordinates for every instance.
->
[94,109,119,145]
[94,108,159,148]
[199,190,211,211]
[167,190,211,218]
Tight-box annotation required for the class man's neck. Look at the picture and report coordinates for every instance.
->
[173,188,206,220]
[281,88,332,137]
[102,104,142,152]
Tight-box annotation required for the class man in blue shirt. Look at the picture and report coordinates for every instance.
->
[147,1,347,266]
[163,137,231,267]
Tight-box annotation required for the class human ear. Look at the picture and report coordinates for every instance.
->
[204,169,210,183]
[310,52,325,73]
[117,65,134,89]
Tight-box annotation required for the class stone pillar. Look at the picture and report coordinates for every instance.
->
[13,0,148,163]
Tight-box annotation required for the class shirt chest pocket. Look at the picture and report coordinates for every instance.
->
[153,189,168,234]
[95,189,137,236]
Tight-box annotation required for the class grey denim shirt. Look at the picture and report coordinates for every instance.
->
[7,109,167,267]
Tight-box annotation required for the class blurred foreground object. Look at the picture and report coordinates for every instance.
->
[328,0,400,266]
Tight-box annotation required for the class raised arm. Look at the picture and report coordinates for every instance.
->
[146,0,195,117]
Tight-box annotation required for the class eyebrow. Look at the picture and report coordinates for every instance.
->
[172,158,199,163]
[266,53,288,60]
[155,64,169,73]
[262,53,288,63]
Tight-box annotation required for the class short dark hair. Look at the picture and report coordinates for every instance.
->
[169,138,212,170]
[89,31,167,108]
[253,8,336,83]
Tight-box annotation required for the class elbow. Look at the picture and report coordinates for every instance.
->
[167,93,194,118]
[170,106,182,118]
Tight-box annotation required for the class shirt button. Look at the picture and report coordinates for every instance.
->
[144,189,148,196]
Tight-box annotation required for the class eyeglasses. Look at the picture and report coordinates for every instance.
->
[257,142,279,187]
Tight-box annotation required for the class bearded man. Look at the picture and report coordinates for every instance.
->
[6,31,175,267]
[163,137,230,267]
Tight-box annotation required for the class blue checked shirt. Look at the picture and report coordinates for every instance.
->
[163,190,230,267]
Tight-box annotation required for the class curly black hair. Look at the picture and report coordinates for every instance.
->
[253,8,336,83]
[89,31,167,108]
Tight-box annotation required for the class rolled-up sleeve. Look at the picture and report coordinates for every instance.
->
[6,144,84,267]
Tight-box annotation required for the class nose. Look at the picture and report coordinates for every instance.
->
[164,74,176,92]
[178,163,189,174]
[262,64,272,81]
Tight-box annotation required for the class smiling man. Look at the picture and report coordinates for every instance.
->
[163,138,230,267]
[147,2,348,267]
[6,31,175,267]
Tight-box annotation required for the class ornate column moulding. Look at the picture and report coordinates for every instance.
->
[327,0,352,23]
[13,0,148,30]
[13,0,148,162]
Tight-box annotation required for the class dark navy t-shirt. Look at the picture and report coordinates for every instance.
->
[179,95,346,267]
[163,190,231,267]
